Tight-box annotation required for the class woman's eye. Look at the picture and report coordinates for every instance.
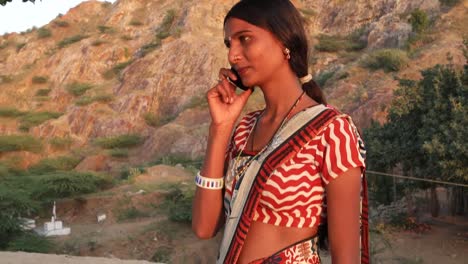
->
[240,36,251,43]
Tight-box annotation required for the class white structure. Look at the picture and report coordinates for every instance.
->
[37,201,71,237]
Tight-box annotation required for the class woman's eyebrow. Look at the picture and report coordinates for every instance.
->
[224,30,253,44]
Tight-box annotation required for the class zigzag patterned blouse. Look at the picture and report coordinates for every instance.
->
[223,106,366,228]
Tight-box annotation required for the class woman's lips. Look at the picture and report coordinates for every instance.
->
[237,67,249,76]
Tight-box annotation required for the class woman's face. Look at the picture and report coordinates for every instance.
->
[224,18,286,88]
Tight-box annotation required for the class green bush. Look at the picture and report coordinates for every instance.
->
[57,35,88,49]
[16,43,26,52]
[32,172,112,200]
[362,49,409,72]
[75,96,94,106]
[35,88,51,96]
[49,136,73,150]
[120,35,133,41]
[117,206,149,221]
[94,134,144,149]
[156,10,176,39]
[103,60,134,79]
[91,39,107,46]
[19,111,63,131]
[94,94,113,103]
[139,40,161,57]
[440,0,460,6]
[162,185,193,223]
[409,9,429,34]
[97,25,115,34]
[0,107,24,118]
[32,76,48,84]
[129,19,143,26]
[315,34,343,52]
[66,82,93,96]
[0,135,42,153]
[53,20,69,27]
[7,232,53,253]
[108,148,129,158]
[0,74,14,84]
[315,70,336,87]
[151,246,173,262]
[28,156,81,175]
[37,27,52,39]
[0,186,39,249]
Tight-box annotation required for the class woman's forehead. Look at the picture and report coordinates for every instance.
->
[224,18,260,38]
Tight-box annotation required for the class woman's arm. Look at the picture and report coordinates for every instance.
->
[191,123,233,239]
[191,69,253,239]
[326,167,362,264]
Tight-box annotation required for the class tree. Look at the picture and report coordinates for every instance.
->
[0,0,39,6]
[364,46,468,215]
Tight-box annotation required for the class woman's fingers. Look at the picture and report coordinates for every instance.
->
[219,68,237,81]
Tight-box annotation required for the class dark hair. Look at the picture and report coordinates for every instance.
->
[224,0,327,105]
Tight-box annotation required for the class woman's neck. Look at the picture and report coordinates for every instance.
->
[260,73,305,122]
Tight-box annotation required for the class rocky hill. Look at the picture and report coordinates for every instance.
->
[0,0,467,172]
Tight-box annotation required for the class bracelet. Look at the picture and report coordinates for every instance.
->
[195,171,224,190]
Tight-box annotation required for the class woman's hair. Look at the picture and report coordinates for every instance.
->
[224,0,327,105]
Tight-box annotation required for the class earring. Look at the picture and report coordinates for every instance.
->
[284,48,291,60]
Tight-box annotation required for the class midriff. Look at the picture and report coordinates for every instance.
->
[237,220,318,264]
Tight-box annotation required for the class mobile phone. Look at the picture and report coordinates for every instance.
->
[227,68,249,91]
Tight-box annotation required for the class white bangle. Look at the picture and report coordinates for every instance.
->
[195,171,224,190]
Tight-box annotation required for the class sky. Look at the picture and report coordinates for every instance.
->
[0,0,116,35]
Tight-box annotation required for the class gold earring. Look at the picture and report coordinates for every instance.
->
[284,48,291,60]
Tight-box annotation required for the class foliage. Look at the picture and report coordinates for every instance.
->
[94,134,144,149]
[315,27,368,53]
[129,19,143,26]
[57,35,88,49]
[0,107,24,118]
[161,184,194,223]
[0,186,39,249]
[16,43,26,52]
[35,88,51,96]
[7,231,53,253]
[28,156,81,175]
[53,20,69,28]
[364,62,468,185]
[315,70,336,87]
[66,82,93,96]
[409,9,429,34]
[151,246,173,262]
[0,135,42,153]
[19,111,62,131]
[91,39,107,46]
[32,75,48,84]
[159,9,177,36]
[439,0,460,7]
[108,148,129,158]
[97,25,115,34]
[362,49,409,72]
[37,27,52,39]
[103,60,134,79]
[49,136,73,150]
[116,206,149,221]
[143,112,159,127]
[31,172,112,200]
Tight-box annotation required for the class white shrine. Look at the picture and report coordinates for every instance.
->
[37,201,71,237]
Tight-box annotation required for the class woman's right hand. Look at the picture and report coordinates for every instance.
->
[206,68,253,127]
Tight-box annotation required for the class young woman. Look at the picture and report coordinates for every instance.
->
[192,1,369,263]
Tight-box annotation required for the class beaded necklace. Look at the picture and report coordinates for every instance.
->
[232,91,306,178]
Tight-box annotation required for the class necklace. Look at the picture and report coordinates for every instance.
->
[232,91,306,179]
